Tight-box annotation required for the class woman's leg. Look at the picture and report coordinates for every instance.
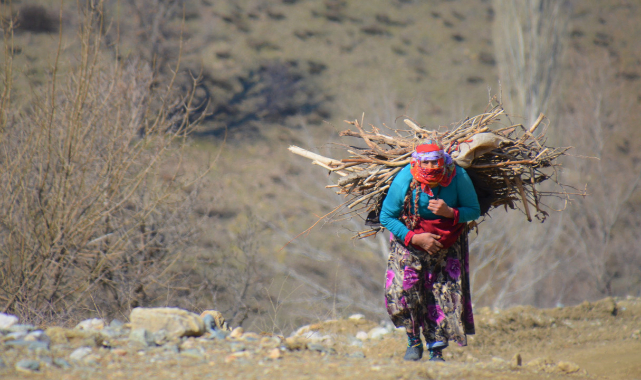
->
[421,232,474,359]
[385,239,426,360]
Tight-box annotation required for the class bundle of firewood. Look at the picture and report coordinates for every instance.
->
[289,101,575,239]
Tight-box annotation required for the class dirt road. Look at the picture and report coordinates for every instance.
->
[1,297,639,379]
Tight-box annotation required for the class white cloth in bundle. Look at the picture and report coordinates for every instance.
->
[451,133,509,168]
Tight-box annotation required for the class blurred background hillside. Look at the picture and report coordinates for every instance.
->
[2,0,641,333]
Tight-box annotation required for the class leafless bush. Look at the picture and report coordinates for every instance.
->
[0,2,204,324]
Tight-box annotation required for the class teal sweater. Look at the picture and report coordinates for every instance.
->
[380,164,481,242]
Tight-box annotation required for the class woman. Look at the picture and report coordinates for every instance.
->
[380,139,480,361]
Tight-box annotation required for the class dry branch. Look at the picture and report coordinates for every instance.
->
[289,101,579,238]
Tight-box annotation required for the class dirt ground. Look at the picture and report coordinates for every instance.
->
[1,297,639,380]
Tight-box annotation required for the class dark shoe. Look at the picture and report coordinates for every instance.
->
[403,344,423,361]
[428,348,445,362]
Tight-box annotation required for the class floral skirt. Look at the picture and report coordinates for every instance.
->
[384,230,475,346]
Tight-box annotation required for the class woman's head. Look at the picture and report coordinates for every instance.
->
[411,139,449,169]
[410,139,455,189]
[419,160,439,169]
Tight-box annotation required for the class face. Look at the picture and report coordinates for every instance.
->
[419,160,439,169]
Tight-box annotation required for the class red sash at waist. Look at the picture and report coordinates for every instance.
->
[412,218,465,250]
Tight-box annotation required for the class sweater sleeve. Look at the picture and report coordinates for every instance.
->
[454,166,481,223]
[380,164,413,241]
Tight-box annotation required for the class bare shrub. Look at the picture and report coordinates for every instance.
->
[0,2,204,324]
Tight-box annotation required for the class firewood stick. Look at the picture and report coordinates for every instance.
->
[471,160,535,169]
[530,166,540,212]
[312,161,347,176]
[348,185,390,209]
[514,176,532,222]
[403,119,427,133]
[529,113,545,133]
[341,159,373,163]
[289,146,342,166]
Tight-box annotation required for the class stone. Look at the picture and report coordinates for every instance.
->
[45,327,104,348]
[109,319,124,329]
[348,337,363,348]
[39,356,53,366]
[129,307,205,339]
[6,331,27,340]
[367,326,390,340]
[112,348,128,356]
[241,332,260,341]
[303,331,332,344]
[348,314,365,321]
[292,324,311,337]
[165,344,180,354]
[152,329,169,346]
[54,358,72,368]
[284,336,307,351]
[76,318,105,331]
[229,327,244,339]
[260,336,281,348]
[466,354,479,362]
[70,347,93,361]
[0,313,18,330]
[557,361,580,373]
[200,310,229,331]
[83,354,101,365]
[526,357,555,369]
[307,343,325,352]
[355,331,368,341]
[180,338,197,349]
[512,353,522,366]
[211,329,230,340]
[230,342,246,352]
[181,348,204,359]
[492,357,506,366]
[9,324,35,333]
[267,348,281,359]
[202,314,215,333]
[129,328,156,347]
[5,339,50,350]
[348,351,365,359]
[15,359,40,373]
[98,327,123,339]
[24,330,47,342]
[28,341,51,351]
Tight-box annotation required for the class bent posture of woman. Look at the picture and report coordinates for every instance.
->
[380,140,480,361]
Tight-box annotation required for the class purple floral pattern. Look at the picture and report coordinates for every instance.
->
[427,305,445,324]
[385,270,395,289]
[445,258,461,279]
[424,271,434,290]
[384,228,475,346]
[402,266,419,290]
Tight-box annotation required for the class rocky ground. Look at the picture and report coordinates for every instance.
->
[0,297,639,380]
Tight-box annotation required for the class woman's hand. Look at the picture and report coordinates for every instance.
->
[411,232,443,255]
[428,199,455,218]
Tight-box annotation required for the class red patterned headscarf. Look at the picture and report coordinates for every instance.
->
[409,140,456,196]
